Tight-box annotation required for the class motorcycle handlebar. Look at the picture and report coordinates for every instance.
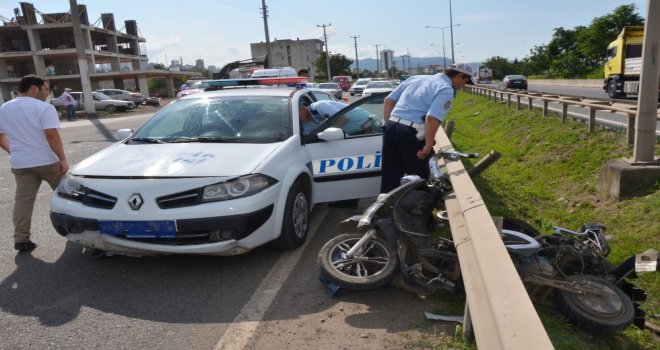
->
[437,151,479,161]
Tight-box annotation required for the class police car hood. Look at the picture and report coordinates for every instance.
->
[71,142,281,177]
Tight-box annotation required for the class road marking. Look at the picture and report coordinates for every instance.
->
[213,205,329,350]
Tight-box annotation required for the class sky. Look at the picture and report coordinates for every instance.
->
[0,0,649,68]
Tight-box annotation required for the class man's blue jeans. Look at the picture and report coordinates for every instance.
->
[65,104,75,121]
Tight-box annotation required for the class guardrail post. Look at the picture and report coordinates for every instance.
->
[588,107,596,133]
[506,93,511,107]
[561,103,568,123]
[527,96,533,111]
[516,95,521,110]
[542,100,549,117]
[627,113,635,145]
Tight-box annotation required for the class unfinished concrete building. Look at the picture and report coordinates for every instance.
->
[0,2,192,105]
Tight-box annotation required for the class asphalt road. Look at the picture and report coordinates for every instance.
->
[0,105,446,350]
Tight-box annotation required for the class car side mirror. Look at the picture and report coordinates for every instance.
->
[317,127,345,141]
[116,129,134,139]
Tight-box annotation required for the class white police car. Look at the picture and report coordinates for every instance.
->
[50,77,386,256]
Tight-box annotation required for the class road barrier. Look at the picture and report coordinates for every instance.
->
[464,85,660,144]
[434,128,554,349]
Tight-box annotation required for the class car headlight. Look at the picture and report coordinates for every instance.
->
[202,174,277,202]
[57,173,85,200]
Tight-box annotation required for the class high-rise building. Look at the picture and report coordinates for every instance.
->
[195,59,205,70]
[381,49,395,76]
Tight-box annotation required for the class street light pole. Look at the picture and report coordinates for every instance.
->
[374,44,383,77]
[449,0,455,63]
[425,24,460,66]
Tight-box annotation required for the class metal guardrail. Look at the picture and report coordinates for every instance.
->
[465,85,660,144]
[433,128,554,349]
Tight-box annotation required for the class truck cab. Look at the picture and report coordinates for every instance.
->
[603,26,644,98]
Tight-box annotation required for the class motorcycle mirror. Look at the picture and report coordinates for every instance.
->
[635,249,659,273]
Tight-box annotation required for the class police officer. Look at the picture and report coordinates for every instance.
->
[380,63,475,193]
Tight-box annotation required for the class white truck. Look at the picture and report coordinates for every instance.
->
[477,66,492,83]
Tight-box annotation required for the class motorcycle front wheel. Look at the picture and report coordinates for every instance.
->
[318,232,399,291]
[554,274,635,333]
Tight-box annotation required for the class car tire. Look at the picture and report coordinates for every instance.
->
[350,92,354,96]
[271,180,310,249]
[104,105,117,113]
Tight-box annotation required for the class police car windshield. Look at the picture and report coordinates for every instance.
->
[130,96,292,144]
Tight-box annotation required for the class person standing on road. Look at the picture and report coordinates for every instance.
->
[0,74,69,252]
[380,63,475,193]
[60,87,76,121]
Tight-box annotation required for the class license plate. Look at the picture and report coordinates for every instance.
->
[98,220,176,238]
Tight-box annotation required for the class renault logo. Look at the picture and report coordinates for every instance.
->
[128,194,143,210]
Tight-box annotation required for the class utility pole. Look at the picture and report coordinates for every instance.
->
[318,23,332,80]
[350,35,360,78]
[261,0,272,68]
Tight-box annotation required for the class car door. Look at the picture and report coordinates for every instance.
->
[303,93,387,203]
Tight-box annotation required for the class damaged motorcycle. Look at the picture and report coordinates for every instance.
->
[318,151,657,333]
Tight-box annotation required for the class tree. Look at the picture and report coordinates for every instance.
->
[577,4,644,66]
[313,52,353,80]
[482,56,512,80]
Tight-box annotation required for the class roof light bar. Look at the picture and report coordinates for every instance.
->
[204,77,308,88]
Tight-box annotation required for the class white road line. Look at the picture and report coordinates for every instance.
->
[213,205,329,350]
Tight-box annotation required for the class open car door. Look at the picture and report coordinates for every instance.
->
[303,93,387,204]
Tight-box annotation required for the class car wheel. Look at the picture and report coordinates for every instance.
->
[104,105,117,113]
[350,92,355,96]
[271,180,310,249]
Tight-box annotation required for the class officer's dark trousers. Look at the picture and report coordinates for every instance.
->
[380,121,430,193]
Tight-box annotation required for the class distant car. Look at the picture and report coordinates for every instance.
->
[331,75,353,91]
[50,91,135,112]
[95,89,144,106]
[502,75,528,90]
[315,82,343,99]
[349,78,371,96]
[50,78,386,257]
[362,80,394,97]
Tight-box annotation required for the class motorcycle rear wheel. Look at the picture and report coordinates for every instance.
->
[318,232,399,291]
[554,274,634,333]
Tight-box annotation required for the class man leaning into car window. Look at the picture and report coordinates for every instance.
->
[298,98,347,134]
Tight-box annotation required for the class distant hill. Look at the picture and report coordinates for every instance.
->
[351,57,481,73]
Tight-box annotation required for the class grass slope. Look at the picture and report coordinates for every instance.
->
[431,92,659,349]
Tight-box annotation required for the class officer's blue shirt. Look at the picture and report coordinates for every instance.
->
[387,73,455,124]
[302,100,346,134]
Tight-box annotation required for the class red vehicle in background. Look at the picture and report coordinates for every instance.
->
[331,75,353,91]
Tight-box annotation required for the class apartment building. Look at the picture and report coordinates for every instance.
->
[250,38,324,80]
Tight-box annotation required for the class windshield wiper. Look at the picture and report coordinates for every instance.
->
[164,136,232,143]
[130,137,164,144]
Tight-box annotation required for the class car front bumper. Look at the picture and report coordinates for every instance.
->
[50,204,273,256]
[50,179,284,256]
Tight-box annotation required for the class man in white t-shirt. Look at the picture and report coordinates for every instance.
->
[0,75,69,252]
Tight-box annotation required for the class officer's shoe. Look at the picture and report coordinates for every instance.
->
[14,241,37,252]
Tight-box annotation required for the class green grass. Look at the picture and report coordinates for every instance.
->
[404,93,659,349]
